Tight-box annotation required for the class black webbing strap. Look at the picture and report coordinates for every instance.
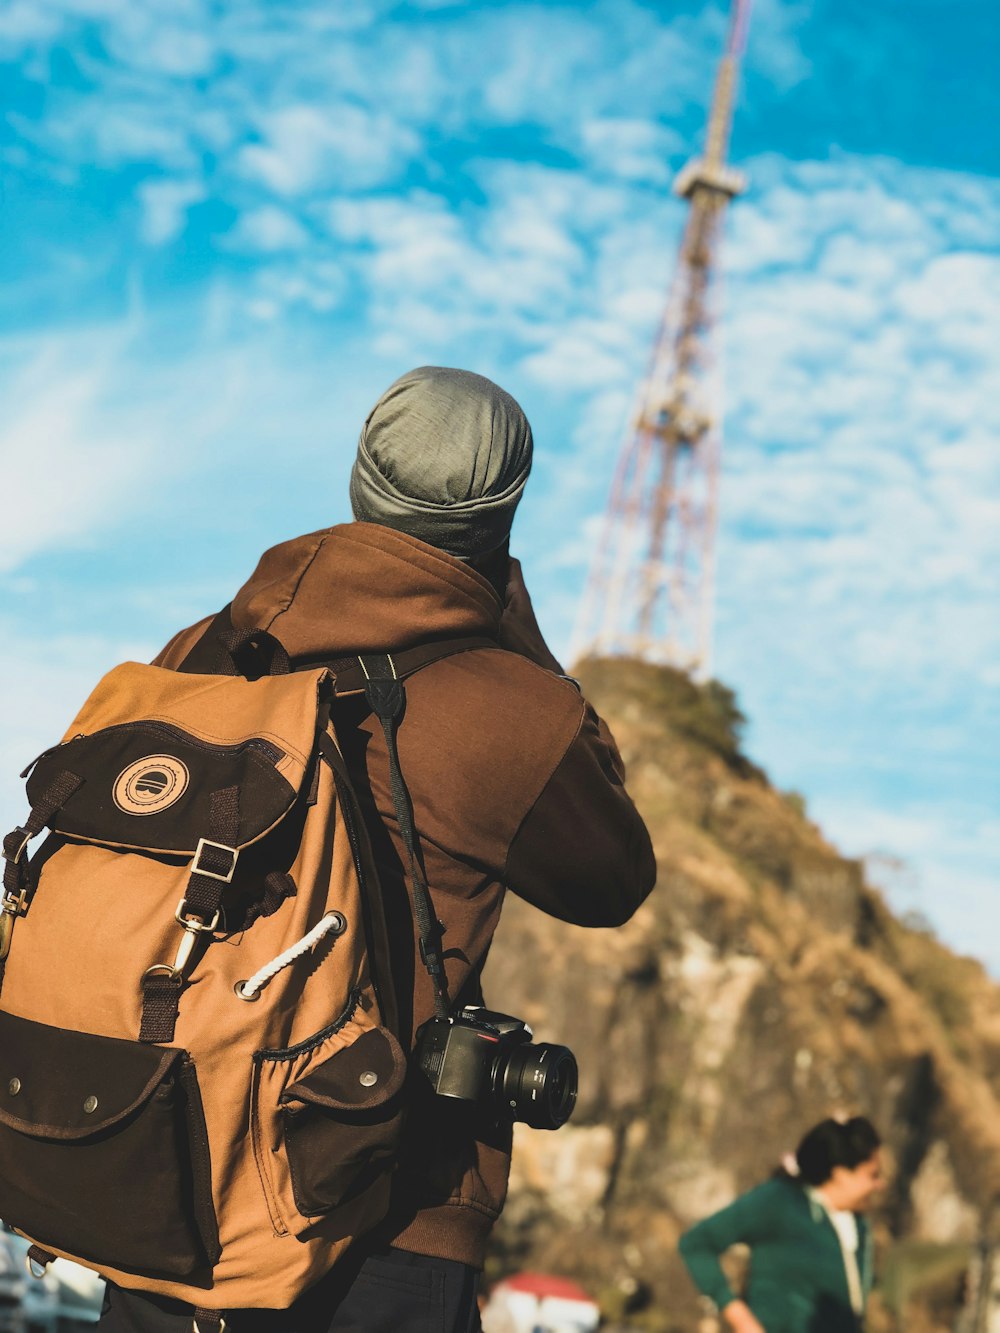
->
[139,969,185,1045]
[139,787,240,1044]
[359,654,451,1020]
[182,788,241,919]
[192,1306,225,1333]
[316,734,389,1029]
[1,771,84,983]
[176,605,290,680]
[3,770,84,901]
[177,607,493,691]
[25,1244,56,1277]
[322,637,496,696]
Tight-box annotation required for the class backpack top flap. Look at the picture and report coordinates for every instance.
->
[25,661,331,856]
[0,1009,181,1141]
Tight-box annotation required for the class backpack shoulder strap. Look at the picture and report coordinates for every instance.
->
[176,608,495,689]
[328,637,496,695]
[356,651,461,1021]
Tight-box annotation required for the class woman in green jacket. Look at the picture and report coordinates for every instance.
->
[679,1118,885,1333]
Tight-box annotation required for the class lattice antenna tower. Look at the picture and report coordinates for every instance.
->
[572,0,750,678]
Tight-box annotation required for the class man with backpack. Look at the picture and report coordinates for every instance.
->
[0,367,654,1332]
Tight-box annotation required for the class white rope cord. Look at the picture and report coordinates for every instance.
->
[235,911,346,1001]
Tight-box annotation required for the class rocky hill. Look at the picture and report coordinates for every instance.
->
[482,659,1000,1332]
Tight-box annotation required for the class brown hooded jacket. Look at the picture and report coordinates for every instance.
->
[154,521,656,1268]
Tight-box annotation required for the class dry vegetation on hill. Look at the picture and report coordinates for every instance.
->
[483,659,999,1331]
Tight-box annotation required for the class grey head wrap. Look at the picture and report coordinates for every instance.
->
[349,365,533,559]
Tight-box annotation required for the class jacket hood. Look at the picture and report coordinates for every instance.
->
[229,522,503,659]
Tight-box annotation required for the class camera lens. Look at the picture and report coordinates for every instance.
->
[497,1042,578,1130]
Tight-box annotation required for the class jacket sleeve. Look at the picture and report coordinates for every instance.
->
[678,1183,780,1312]
[504,700,656,927]
[498,558,655,927]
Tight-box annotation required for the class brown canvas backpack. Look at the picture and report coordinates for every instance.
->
[0,628,477,1319]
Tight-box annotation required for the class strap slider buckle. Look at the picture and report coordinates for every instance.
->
[418,921,444,968]
[191,838,239,884]
[2,828,31,866]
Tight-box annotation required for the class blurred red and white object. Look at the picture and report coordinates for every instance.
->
[481,1273,599,1333]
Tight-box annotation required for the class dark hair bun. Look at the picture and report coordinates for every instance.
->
[795,1117,880,1187]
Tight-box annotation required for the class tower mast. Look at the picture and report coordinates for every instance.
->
[573,0,750,677]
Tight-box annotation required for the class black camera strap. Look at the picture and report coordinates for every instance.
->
[359,654,452,1020]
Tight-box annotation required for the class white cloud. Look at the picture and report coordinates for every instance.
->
[139,177,207,244]
[246,256,344,316]
[581,118,683,185]
[1,0,803,268]
[239,104,420,195]
[227,205,310,252]
[0,2,61,47]
[104,15,217,78]
[0,305,393,587]
[324,181,599,356]
[717,163,1000,698]
[746,0,811,91]
[15,91,201,173]
[521,328,632,390]
[897,252,1000,330]
[0,342,152,572]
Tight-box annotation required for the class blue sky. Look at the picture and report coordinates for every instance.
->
[1,1,998,965]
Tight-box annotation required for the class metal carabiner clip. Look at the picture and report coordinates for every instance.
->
[0,889,29,962]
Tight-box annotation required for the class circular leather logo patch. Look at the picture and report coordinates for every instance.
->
[113,756,189,815]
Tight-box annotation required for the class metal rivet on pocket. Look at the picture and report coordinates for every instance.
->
[7,1078,20,1096]
[359,1071,378,1088]
[83,1095,99,1115]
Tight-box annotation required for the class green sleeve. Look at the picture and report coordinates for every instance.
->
[678,1181,782,1311]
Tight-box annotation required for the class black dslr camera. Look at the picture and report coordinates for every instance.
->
[414,1005,578,1130]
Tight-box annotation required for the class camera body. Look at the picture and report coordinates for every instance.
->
[414,1005,577,1130]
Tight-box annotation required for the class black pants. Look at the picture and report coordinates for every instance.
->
[98,1247,482,1333]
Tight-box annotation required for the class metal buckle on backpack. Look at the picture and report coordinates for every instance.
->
[191,838,239,883]
[142,961,182,984]
[2,827,31,865]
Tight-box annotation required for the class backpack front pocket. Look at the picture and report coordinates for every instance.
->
[253,1022,407,1229]
[0,1010,219,1278]
[282,1025,407,1217]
